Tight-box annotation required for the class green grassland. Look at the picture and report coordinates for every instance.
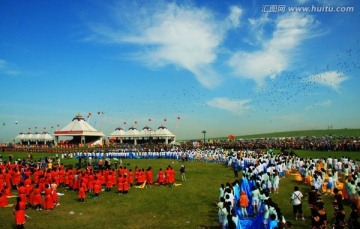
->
[1,149,359,229]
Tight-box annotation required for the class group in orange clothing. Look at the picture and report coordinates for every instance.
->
[0,159,180,228]
[156,166,176,186]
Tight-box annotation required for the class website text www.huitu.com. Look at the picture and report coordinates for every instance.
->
[261,5,355,13]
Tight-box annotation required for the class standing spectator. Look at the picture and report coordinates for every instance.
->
[78,185,86,203]
[180,165,186,181]
[290,186,305,221]
[251,186,260,215]
[233,159,239,178]
[14,196,26,229]
[239,190,249,218]
[219,184,225,201]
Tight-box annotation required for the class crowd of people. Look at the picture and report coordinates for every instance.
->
[0,154,183,228]
[4,135,360,154]
[217,150,291,229]
[2,143,360,228]
[218,149,360,229]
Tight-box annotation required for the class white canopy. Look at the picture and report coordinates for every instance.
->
[54,114,104,146]
[54,114,104,137]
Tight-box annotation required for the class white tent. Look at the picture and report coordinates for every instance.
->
[24,132,34,142]
[54,114,104,146]
[154,126,175,144]
[15,132,26,142]
[139,126,155,139]
[34,132,42,143]
[108,127,127,143]
[108,125,175,145]
[40,132,54,143]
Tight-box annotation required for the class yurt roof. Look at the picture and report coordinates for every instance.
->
[15,133,26,140]
[108,127,126,137]
[139,126,155,136]
[54,113,104,136]
[40,132,54,141]
[126,127,139,137]
[154,126,175,137]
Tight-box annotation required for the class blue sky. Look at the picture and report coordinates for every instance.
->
[1,0,359,142]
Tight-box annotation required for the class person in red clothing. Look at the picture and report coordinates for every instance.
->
[138,169,146,184]
[3,185,12,197]
[32,184,43,210]
[78,185,86,203]
[51,183,59,207]
[146,167,153,186]
[117,175,124,194]
[127,169,134,187]
[44,184,54,210]
[157,168,165,185]
[0,192,8,207]
[17,183,27,206]
[12,169,21,188]
[105,171,113,192]
[94,178,101,200]
[239,190,249,218]
[169,167,175,184]
[14,196,26,229]
[165,167,171,184]
[123,175,129,194]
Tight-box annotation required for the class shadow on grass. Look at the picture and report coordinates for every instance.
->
[198,226,220,229]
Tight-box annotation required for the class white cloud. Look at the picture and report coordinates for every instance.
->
[306,100,333,110]
[87,1,243,89]
[0,59,7,68]
[247,14,270,45]
[305,71,349,91]
[227,6,242,29]
[228,13,317,85]
[0,59,21,76]
[207,97,251,116]
[296,0,310,4]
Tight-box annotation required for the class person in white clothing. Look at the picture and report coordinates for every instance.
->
[290,186,305,221]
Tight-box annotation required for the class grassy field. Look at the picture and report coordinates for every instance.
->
[0,150,358,229]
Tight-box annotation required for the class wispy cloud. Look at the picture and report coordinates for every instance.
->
[228,13,318,85]
[226,6,242,29]
[246,14,270,45]
[0,59,21,76]
[207,97,251,116]
[275,113,305,123]
[306,100,333,110]
[305,71,349,91]
[86,1,243,89]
